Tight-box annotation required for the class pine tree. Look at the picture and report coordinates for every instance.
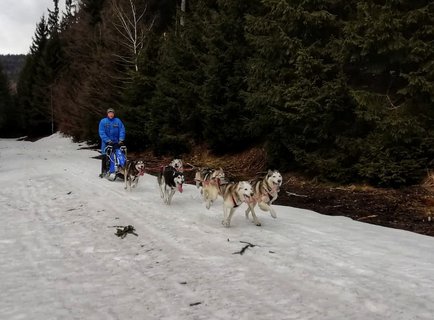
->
[0,61,24,137]
[343,0,434,186]
[246,0,361,181]
[18,0,65,137]
[47,0,60,34]
[119,33,162,151]
[60,0,78,31]
[17,15,51,136]
[0,62,12,134]
[117,0,180,152]
[198,0,261,153]
[141,0,208,155]
[145,30,202,155]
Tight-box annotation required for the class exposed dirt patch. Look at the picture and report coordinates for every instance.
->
[129,146,434,237]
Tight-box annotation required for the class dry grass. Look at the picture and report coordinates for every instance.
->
[422,170,434,190]
[185,145,268,180]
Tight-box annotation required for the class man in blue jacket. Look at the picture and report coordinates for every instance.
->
[99,108,126,177]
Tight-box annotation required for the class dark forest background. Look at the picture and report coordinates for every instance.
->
[0,0,433,187]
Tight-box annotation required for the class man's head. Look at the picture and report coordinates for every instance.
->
[107,108,115,119]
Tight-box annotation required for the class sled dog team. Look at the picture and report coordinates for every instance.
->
[117,158,282,227]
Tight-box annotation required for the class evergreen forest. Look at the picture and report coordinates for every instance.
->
[0,0,433,187]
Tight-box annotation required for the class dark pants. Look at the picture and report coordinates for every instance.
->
[101,155,108,175]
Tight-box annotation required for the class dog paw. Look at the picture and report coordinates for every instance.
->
[255,221,262,226]
[222,220,230,227]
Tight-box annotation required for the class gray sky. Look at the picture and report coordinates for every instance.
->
[0,0,65,54]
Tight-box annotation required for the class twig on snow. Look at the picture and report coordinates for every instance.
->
[356,215,378,221]
[109,225,138,238]
[286,191,308,198]
[233,241,259,255]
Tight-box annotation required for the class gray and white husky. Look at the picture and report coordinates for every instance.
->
[221,181,254,227]
[122,160,145,191]
[245,170,282,225]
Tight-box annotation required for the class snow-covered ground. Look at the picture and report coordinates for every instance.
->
[1,134,433,320]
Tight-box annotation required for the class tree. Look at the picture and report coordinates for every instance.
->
[246,0,361,181]
[47,0,60,34]
[111,0,155,72]
[244,0,434,186]
[343,0,434,186]
[60,0,78,30]
[142,0,209,155]
[0,62,12,134]
[198,0,261,153]
[17,15,51,136]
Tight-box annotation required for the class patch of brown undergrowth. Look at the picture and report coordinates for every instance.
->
[186,145,268,180]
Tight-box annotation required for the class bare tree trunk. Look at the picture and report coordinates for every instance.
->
[180,0,186,26]
[111,0,155,72]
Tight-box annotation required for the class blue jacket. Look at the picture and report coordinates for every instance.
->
[99,117,126,154]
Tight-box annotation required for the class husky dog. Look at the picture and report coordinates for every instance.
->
[198,168,227,209]
[122,160,145,191]
[245,170,282,225]
[169,158,184,172]
[157,166,185,205]
[195,167,225,188]
[221,181,254,227]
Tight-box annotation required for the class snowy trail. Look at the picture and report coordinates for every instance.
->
[1,134,434,320]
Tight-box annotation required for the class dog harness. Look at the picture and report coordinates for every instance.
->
[232,194,242,208]
[262,181,279,203]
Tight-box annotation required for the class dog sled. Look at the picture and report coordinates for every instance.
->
[104,143,127,181]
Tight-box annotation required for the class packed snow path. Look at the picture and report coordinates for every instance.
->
[1,134,433,320]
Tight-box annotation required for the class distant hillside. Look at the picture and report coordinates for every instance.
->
[0,54,27,82]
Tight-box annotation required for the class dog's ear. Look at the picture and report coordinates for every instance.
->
[268,169,273,175]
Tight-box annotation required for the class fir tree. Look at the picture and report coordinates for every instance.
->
[246,0,361,181]
[17,15,51,136]
[199,0,261,153]
[0,62,12,134]
[343,0,434,185]
[143,1,208,155]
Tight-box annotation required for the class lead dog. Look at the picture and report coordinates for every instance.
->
[221,181,254,227]
[157,165,185,205]
[122,160,145,191]
[245,170,282,225]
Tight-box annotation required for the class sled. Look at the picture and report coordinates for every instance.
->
[104,144,127,181]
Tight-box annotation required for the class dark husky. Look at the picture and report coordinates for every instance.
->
[121,160,145,191]
[157,165,185,205]
[245,170,282,225]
